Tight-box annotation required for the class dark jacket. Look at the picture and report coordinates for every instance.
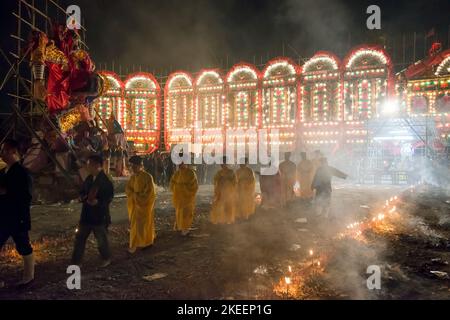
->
[312,165,347,197]
[79,170,114,226]
[0,162,33,232]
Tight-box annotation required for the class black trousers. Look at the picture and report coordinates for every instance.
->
[71,224,111,264]
[0,229,33,256]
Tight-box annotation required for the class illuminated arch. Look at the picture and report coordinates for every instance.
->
[93,71,123,130]
[225,63,261,132]
[263,57,299,79]
[194,69,225,151]
[436,55,450,76]
[261,58,300,151]
[303,52,340,73]
[226,63,259,83]
[167,72,193,90]
[344,46,390,70]
[123,72,161,154]
[301,52,342,123]
[343,45,394,120]
[164,71,195,151]
[196,70,223,86]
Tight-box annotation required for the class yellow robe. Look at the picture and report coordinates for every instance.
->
[210,167,237,224]
[236,166,256,220]
[170,167,199,231]
[126,170,156,249]
[279,160,297,205]
[297,159,314,199]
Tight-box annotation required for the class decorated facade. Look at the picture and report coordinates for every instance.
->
[225,63,261,154]
[90,44,449,157]
[299,52,342,148]
[342,46,394,120]
[123,73,161,153]
[194,70,226,152]
[261,58,300,151]
[92,71,123,129]
[405,48,450,149]
[164,72,195,151]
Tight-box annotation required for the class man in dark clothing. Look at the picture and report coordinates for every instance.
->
[71,154,114,267]
[311,157,348,218]
[0,139,34,288]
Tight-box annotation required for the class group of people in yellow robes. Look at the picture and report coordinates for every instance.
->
[123,150,325,252]
[125,154,257,252]
[125,155,200,253]
[261,151,324,209]
[210,157,256,225]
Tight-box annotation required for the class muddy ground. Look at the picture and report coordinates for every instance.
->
[0,183,449,300]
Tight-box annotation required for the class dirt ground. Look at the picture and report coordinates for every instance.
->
[0,183,449,300]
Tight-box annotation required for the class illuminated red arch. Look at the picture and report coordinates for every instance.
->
[301,52,342,122]
[302,51,341,73]
[435,51,450,76]
[194,69,225,151]
[195,69,223,87]
[123,72,161,154]
[98,71,123,90]
[343,45,394,96]
[226,62,261,83]
[124,72,161,92]
[164,71,194,151]
[225,62,261,130]
[262,57,301,79]
[261,57,301,151]
[92,71,123,129]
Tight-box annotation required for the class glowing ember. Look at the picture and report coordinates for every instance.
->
[288,266,292,273]
[309,249,314,256]
[285,277,292,285]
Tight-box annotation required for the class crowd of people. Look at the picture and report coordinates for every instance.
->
[20,113,129,181]
[1,136,348,289]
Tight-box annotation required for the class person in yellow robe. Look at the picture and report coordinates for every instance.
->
[170,159,198,236]
[210,158,237,225]
[279,152,297,207]
[125,156,156,254]
[297,152,314,199]
[235,159,256,220]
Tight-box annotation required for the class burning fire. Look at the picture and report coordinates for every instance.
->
[274,187,412,299]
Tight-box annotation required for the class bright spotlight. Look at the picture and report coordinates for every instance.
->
[381,99,399,115]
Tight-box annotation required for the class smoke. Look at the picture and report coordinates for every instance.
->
[275,0,358,57]
[70,0,237,72]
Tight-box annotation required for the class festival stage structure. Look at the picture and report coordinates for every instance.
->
[225,63,261,155]
[298,51,342,149]
[92,45,450,168]
[123,73,161,153]
[164,72,195,151]
[404,47,450,152]
[194,69,226,152]
[1,0,448,174]
[261,58,300,151]
[92,72,123,129]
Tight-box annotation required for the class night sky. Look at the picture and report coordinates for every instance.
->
[1,0,450,110]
